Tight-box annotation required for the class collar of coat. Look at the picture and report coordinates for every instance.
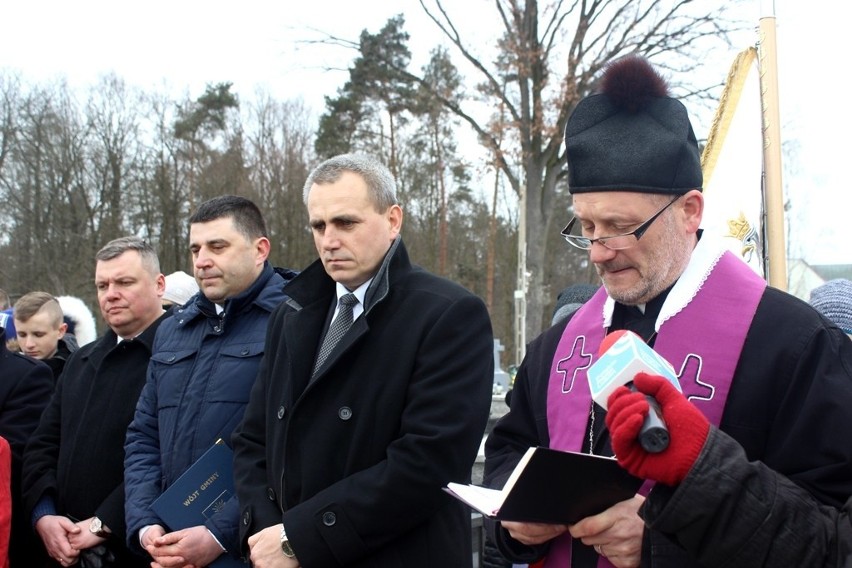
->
[80,310,169,366]
[284,236,407,317]
[176,262,296,327]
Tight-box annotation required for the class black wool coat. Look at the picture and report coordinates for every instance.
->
[233,239,494,568]
[22,314,168,567]
[485,287,852,567]
[0,328,54,566]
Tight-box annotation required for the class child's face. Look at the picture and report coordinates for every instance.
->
[15,309,65,360]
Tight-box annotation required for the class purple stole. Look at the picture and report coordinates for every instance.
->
[543,250,766,567]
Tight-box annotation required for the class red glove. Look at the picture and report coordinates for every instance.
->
[605,372,709,486]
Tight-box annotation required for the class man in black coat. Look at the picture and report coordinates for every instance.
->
[233,153,494,568]
[483,55,852,567]
[0,326,54,566]
[22,237,168,568]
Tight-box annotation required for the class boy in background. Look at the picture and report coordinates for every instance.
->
[13,292,78,380]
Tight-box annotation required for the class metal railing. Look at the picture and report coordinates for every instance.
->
[472,513,484,566]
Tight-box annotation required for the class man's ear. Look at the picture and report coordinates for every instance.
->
[255,237,272,265]
[387,204,403,238]
[156,273,167,296]
[681,190,704,234]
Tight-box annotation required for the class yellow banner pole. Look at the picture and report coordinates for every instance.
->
[758,14,788,290]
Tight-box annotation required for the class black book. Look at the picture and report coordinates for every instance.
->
[445,446,642,524]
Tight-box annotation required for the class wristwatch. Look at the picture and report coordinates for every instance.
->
[280,526,295,558]
[89,516,109,538]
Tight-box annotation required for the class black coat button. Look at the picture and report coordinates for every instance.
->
[338,407,352,420]
[322,512,336,526]
[242,511,250,525]
[277,406,286,419]
[267,487,276,501]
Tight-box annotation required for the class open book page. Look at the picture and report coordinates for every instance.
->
[444,446,539,517]
[445,483,504,517]
[446,446,642,523]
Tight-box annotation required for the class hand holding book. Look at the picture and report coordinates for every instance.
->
[445,446,641,524]
[150,440,243,568]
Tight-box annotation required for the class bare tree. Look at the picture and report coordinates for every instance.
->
[413,0,736,337]
[243,92,316,269]
[86,74,144,241]
[5,82,94,295]
[135,89,191,273]
[0,74,22,267]
[0,74,20,189]
[0,74,320,330]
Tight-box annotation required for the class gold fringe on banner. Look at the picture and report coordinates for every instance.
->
[701,47,758,189]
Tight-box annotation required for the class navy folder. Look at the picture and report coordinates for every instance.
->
[150,439,244,567]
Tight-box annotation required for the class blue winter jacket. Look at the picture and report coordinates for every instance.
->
[124,263,296,558]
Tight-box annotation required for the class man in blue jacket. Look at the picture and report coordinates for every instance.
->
[124,195,297,567]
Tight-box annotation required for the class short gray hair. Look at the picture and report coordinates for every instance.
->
[302,153,398,212]
[96,236,161,275]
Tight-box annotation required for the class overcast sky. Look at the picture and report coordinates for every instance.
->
[1,0,849,265]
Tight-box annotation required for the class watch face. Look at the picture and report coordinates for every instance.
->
[90,517,102,533]
[280,526,295,558]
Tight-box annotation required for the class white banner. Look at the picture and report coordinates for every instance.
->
[700,48,765,277]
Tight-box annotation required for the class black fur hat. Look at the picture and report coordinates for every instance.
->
[565,55,703,194]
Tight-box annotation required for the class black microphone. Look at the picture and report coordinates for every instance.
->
[587,330,677,453]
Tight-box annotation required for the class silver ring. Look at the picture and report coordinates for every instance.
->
[595,544,607,557]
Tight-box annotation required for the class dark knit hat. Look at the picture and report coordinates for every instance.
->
[552,283,599,325]
[809,279,852,334]
[565,55,703,195]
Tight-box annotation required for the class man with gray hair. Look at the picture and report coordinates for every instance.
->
[233,154,494,567]
[484,55,852,568]
[23,237,167,568]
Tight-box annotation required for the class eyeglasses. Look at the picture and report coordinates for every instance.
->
[561,195,681,251]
